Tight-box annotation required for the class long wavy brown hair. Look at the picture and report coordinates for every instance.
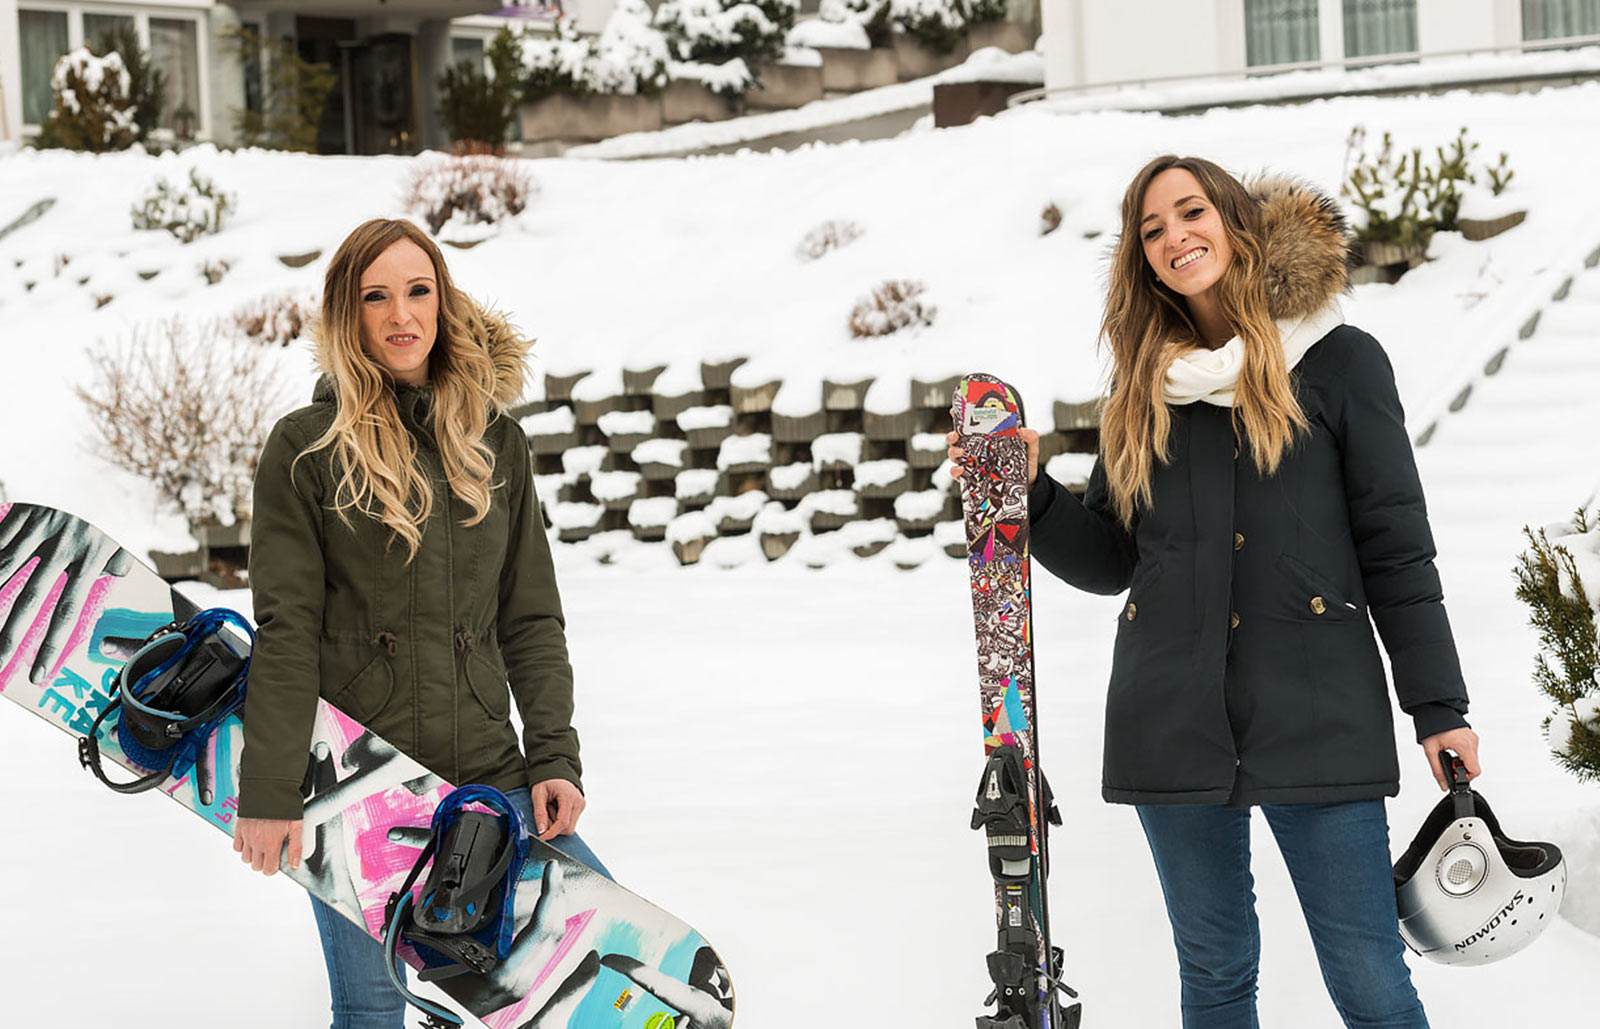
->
[300,219,503,559]
[1099,155,1307,528]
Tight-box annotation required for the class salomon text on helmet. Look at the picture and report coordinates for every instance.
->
[1392,752,1566,966]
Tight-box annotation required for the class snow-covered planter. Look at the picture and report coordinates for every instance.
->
[767,460,819,500]
[590,469,645,509]
[853,458,911,497]
[893,488,948,531]
[552,501,605,542]
[801,488,860,531]
[812,432,864,470]
[131,169,235,244]
[933,517,967,558]
[521,405,580,454]
[706,489,769,533]
[849,279,936,338]
[38,48,138,152]
[662,62,751,122]
[1457,181,1528,242]
[666,510,717,564]
[679,404,735,448]
[717,432,773,473]
[754,501,805,559]
[835,517,898,557]
[788,19,871,50]
[627,496,679,541]
[404,154,536,242]
[633,437,689,479]
[816,42,899,92]
[676,468,721,507]
[884,533,937,569]
[745,53,825,110]
[819,0,894,46]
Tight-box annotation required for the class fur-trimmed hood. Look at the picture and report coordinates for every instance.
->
[1247,174,1354,320]
[309,299,533,409]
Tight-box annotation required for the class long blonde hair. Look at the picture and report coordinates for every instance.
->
[1099,155,1307,528]
[302,219,503,559]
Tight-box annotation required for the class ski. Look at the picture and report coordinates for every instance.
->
[954,374,1081,1029]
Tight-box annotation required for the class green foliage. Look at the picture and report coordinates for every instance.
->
[656,0,798,65]
[221,25,337,152]
[1484,152,1516,196]
[34,49,139,153]
[1514,509,1600,783]
[1342,124,1525,256]
[437,27,522,148]
[131,168,236,244]
[894,0,969,55]
[965,0,1010,24]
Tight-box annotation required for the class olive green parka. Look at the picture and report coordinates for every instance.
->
[237,307,579,820]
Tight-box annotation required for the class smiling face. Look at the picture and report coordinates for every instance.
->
[358,239,439,386]
[1139,167,1235,299]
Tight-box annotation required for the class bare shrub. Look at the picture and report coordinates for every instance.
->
[405,154,536,238]
[76,318,288,525]
[233,290,316,347]
[849,279,935,338]
[200,257,231,285]
[1040,202,1062,236]
[796,219,864,261]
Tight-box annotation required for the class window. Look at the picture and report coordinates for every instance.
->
[451,35,486,71]
[239,20,264,115]
[1244,0,1321,67]
[82,12,136,51]
[1344,0,1418,59]
[149,17,201,134]
[19,8,69,127]
[1522,0,1600,41]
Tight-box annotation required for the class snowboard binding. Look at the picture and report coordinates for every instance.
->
[77,608,253,794]
[383,785,530,1027]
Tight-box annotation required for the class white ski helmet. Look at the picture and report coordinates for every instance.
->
[1392,756,1565,967]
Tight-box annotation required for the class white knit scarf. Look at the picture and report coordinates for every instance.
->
[1163,301,1345,407]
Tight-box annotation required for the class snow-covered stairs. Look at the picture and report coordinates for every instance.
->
[1416,265,1600,553]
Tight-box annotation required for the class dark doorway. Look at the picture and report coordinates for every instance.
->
[296,16,356,154]
[348,34,420,155]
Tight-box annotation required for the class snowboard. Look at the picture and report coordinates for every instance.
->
[0,502,733,1029]
[954,375,1078,1029]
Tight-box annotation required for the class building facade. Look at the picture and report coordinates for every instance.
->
[1,0,606,151]
[1038,0,1598,94]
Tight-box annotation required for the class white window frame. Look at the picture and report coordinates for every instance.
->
[18,1,211,140]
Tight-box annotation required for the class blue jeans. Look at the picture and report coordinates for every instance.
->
[1136,800,1426,1029]
[309,786,612,1029]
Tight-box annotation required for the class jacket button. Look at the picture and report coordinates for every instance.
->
[1233,532,1244,551]
[1229,611,1240,629]
[1126,603,1137,621]
[1310,596,1327,615]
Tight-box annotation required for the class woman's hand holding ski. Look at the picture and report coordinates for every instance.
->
[946,427,1041,487]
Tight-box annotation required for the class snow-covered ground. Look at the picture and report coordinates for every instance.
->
[2,77,1598,1027]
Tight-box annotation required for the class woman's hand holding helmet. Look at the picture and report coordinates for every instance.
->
[1421,726,1481,790]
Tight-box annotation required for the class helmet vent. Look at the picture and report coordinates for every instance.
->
[1447,859,1474,886]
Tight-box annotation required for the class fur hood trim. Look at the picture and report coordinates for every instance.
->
[309,298,533,410]
[1247,174,1354,320]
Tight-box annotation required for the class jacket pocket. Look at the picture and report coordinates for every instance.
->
[1115,560,1163,623]
[330,653,395,723]
[463,648,512,722]
[1275,554,1362,620]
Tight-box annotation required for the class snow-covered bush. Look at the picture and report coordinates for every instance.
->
[36,48,138,152]
[519,2,670,99]
[233,290,317,347]
[405,154,536,240]
[891,0,968,54]
[796,219,864,261]
[820,0,893,47]
[655,0,798,65]
[1515,510,1600,783]
[131,169,236,244]
[76,318,288,526]
[964,0,1009,24]
[849,279,936,338]
[668,57,756,96]
[1341,125,1514,254]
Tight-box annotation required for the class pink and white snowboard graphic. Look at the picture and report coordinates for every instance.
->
[0,503,733,1029]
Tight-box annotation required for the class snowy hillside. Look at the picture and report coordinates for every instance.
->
[2,79,1598,1027]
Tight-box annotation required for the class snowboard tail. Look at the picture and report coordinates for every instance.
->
[0,502,733,1029]
[954,376,1081,1029]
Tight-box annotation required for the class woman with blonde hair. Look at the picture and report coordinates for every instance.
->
[953,155,1478,1027]
[232,217,606,1029]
